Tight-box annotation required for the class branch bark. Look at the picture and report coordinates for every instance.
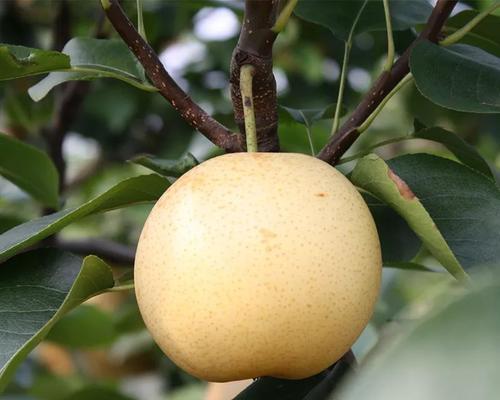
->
[317,0,458,165]
[101,0,241,152]
[305,350,356,400]
[43,81,90,191]
[230,0,280,152]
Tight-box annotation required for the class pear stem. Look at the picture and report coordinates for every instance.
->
[240,64,258,152]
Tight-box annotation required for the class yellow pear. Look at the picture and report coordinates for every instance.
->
[135,152,381,382]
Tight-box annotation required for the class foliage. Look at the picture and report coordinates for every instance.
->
[0,0,499,399]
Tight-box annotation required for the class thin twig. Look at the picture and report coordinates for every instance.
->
[53,0,70,52]
[382,0,395,71]
[318,0,458,165]
[331,0,368,135]
[100,0,241,152]
[331,43,350,135]
[44,81,90,192]
[440,2,500,46]
[272,0,298,33]
[136,0,147,41]
[357,73,414,133]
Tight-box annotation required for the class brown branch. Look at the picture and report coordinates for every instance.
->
[101,0,241,152]
[43,81,91,192]
[304,350,356,400]
[230,0,280,152]
[317,0,458,165]
[53,0,70,52]
[42,0,74,192]
[55,238,136,265]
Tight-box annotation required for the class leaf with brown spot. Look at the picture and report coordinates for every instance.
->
[351,154,469,282]
[387,169,415,200]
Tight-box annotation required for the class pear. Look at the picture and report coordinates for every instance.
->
[135,153,381,382]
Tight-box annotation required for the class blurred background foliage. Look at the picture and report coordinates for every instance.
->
[0,0,499,399]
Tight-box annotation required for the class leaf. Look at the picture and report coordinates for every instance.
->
[0,133,59,209]
[30,373,84,400]
[0,44,70,80]
[363,193,421,263]
[29,38,156,101]
[279,104,337,127]
[0,215,24,235]
[412,121,493,178]
[131,153,199,178]
[342,121,493,179]
[46,305,116,348]
[3,88,54,133]
[351,154,468,281]
[410,42,500,113]
[0,249,114,393]
[339,274,500,400]
[383,261,435,272]
[62,386,133,400]
[0,174,169,263]
[295,0,432,41]
[387,154,500,270]
[444,10,500,57]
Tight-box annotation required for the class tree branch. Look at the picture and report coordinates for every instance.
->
[230,0,280,152]
[43,81,90,192]
[101,0,241,152]
[55,238,136,265]
[317,0,458,165]
[304,350,356,400]
[53,0,70,52]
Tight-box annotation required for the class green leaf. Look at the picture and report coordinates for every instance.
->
[29,38,156,102]
[339,274,500,400]
[412,121,493,178]
[30,373,84,400]
[383,261,435,272]
[3,88,54,133]
[0,133,59,209]
[388,154,500,270]
[351,154,469,282]
[279,104,337,127]
[131,153,199,178]
[444,10,500,57]
[295,0,432,41]
[0,174,169,262]
[46,305,116,348]
[363,193,421,263]
[0,214,24,234]
[62,386,133,400]
[0,44,70,80]
[342,121,493,179]
[0,249,114,393]
[410,42,500,113]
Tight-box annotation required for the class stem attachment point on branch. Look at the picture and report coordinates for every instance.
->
[240,65,258,152]
[318,0,458,165]
[440,2,500,46]
[101,0,111,10]
[101,0,240,152]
